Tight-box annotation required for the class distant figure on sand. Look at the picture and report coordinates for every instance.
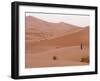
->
[80,43,83,50]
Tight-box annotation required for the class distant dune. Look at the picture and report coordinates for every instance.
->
[25,16,82,42]
[25,16,89,68]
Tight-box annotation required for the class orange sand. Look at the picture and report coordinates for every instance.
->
[25,16,89,68]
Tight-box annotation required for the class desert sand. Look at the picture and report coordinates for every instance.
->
[25,16,89,68]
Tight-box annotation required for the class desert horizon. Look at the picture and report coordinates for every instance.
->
[25,15,89,68]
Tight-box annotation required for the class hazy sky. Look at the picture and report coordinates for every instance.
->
[26,12,90,27]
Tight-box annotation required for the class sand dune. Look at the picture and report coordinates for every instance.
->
[30,27,89,46]
[25,16,89,68]
[26,27,89,53]
[25,16,82,42]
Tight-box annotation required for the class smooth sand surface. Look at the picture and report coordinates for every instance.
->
[25,46,89,68]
